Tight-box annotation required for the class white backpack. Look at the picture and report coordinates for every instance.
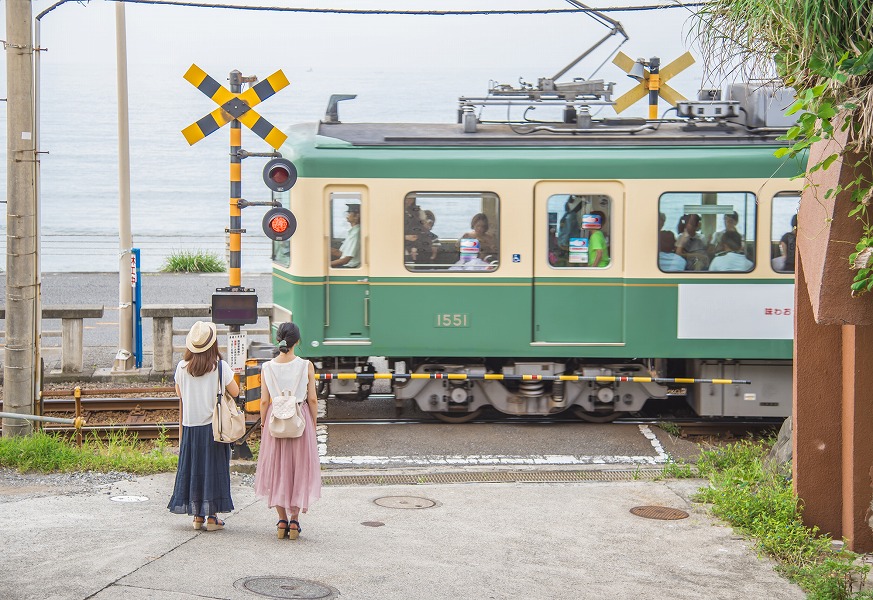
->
[264,361,307,439]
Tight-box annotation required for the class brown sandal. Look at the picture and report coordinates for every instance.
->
[193,517,205,530]
[206,516,225,531]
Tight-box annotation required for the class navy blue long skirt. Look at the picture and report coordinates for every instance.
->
[167,424,234,516]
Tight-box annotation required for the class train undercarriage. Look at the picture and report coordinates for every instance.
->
[312,357,793,422]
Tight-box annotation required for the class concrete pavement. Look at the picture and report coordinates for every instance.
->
[0,468,805,600]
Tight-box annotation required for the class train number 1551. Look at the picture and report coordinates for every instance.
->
[435,313,469,328]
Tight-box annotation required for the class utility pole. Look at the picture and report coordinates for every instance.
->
[113,2,134,372]
[4,0,38,436]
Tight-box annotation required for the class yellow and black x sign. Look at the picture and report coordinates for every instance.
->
[611,52,695,114]
[181,64,289,149]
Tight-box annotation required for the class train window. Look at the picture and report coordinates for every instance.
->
[329,192,362,269]
[271,190,291,267]
[403,192,500,272]
[548,194,611,268]
[771,193,799,273]
[658,192,757,273]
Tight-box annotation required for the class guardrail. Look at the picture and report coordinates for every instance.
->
[141,304,274,372]
[0,303,274,376]
[0,305,104,374]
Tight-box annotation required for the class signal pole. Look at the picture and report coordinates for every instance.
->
[4,0,38,435]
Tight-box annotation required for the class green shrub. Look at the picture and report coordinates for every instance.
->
[0,430,177,475]
[161,249,225,273]
[695,440,871,598]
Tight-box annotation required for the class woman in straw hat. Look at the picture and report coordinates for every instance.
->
[168,320,240,531]
[254,322,321,539]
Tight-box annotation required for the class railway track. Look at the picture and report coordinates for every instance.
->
[14,388,782,441]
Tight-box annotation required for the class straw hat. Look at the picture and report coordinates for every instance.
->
[186,321,217,354]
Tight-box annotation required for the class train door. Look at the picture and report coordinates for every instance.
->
[324,190,370,342]
[532,181,625,344]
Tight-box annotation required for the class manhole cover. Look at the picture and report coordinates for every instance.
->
[361,521,385,527]
[109,496,148,503]
[235,576,338,599]
[374,496,436,509]
[630,505,689,520]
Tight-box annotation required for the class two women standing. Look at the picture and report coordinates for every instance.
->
[168,321,321,538]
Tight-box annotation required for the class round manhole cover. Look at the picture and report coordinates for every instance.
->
[109,495,148,503]
[630,505,689,520]
[235,576,338,599]
[374,496,436,509]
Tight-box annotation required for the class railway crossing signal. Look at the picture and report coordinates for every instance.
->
[262,207,297,242]
[182,64,289,149]
[182,65,293,289]
[612,51,695,118]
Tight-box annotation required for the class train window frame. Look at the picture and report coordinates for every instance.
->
[547,194,612,269]
[403,191,501,274]
[329,192,363,270]
[770,192,800,274]
[658,191,758,274]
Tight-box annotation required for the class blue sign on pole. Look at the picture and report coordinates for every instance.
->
[132,248,143,369]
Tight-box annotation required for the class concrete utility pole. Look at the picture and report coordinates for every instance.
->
[3,0,38,436]
[113,2,134,372]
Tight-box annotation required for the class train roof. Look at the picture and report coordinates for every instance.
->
[309,120,792,148]
[279,121,805,181]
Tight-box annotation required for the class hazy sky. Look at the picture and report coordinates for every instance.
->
[1,0,709,95]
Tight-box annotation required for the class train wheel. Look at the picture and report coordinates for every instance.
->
[431,409,483,424]
[572,406,621,423]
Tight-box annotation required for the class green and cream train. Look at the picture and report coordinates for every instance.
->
[269,92,803,422]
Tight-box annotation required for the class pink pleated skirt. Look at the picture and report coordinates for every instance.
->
[254,402,321,512]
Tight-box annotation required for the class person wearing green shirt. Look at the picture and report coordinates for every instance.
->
[587,210,610,268]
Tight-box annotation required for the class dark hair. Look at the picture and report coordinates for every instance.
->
[726,211,739,222]
[677,214,700,234]
[183,344,221,377]
[658,230,676,253]
[471,213,489,230]
[791,214,797,228]
[722,230,743,251]
[424,209,436,223]
[276,322,301,354]
[781,231,797,270]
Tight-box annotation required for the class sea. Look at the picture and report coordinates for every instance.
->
[0,4,797,273]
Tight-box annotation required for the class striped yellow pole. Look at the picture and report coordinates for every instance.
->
[647,57,661,120]
[229,70,243,288]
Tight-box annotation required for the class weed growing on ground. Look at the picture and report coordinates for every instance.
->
[0,430,177,474]
[661,458,695,479]
[161,249,225,273]
[657,421,682,437]
[694,439,872,598]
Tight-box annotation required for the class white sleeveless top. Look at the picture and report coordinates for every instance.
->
[261,357,310,402]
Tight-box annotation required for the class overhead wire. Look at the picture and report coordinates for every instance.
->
[103,1,707,15]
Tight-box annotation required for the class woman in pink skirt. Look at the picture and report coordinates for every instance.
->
[254,322,321,539]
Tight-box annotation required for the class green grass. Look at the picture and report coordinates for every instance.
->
[161,249,225,273]
[0,429,177,474]
[693,439,873,599]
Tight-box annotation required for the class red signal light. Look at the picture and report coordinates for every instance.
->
[262,207,297,241]
[270,215,289,233]
[263,158,297,192]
